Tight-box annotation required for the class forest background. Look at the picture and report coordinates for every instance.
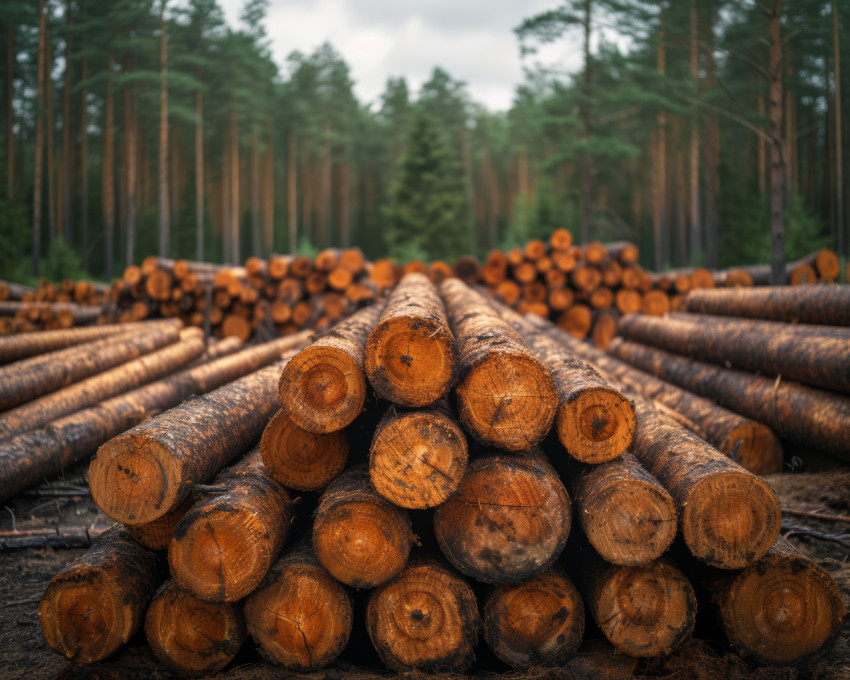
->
[0,0,846,283]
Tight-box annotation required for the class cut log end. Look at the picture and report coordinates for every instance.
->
[280,345,366,433]
[724,422,785,475]
[556,386,636,464]
[456,353,557,451]
[366,560,479,672]
[483,567,584,668]
[683,471,781,569]
[366,315,455,407]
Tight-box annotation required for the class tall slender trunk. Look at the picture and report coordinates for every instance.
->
[703,7,719,270]
[6,25,12,200]
[195,88,203,261]
[518,143,529,239]
[461,124,475,253]
[655,7,667,270]
[32,0,46,277]
[784,48,795,199]
[80,43,88,271]
[674,117,687,266]
[229,108,239,263]
[320,125,331,248]
[769,0,786,284]
[758,94,766,196]
[46,23,55,244]
[580,0,593,244]
[340,145,349,247]
[103,53,115,279]
[250,127,260,256]
[221,117,231,263]
[288,132,297,253]
[61,0,71,244]
[689,0,700,264]
[158,1,169,257]
[302,144,312,245]
[263,126,273,253]
[835,2,844,257]
[126,87,137,267]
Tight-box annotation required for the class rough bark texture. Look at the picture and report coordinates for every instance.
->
[260,408,349,492]
[244,542,352,671]
[684,284,850,326]
[369,402,468,509]
[0,320,183,410]
[40,525,162,664]
[502,307,635,464]
[439,279,557,451]
[608,337,850,459]
[571,453,677,566]
[483,566,584,668]
[365,273,456,406]
[710,536,845,666]
[90,360,288,526]
[0,328,204,438]
[577,547,696,658]
[433,449,570,584]
[617,312,850,394]
[168,448,293,603]
[280,301,385,434]
[312,464,413,588]
[144,579,245,677]
[366,558,479,672]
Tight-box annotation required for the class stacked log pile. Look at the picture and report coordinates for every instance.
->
[0,278,108,334]
[32,277,845,677]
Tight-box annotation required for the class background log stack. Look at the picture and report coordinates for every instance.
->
[24,274,846,678]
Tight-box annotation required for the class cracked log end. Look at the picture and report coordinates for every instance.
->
[557,386,636,463]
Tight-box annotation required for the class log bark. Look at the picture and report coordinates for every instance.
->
[244,542,352,671]
[279,301,385,434]
[571,453,677,566]
[365,273,456,406]
[145,579,245,677]
[0,320,183,410]
[90,358,292,526]
[260,408,349,492]
[684,284,850,326]
[126,498,192,551]
[608,337,850,459]
[366,558,479,672]
[499,306,635,464]
[312,464,413,588]
[439,279,557,451]
[369,401,468,509]
[433,449,570,584]
[168,448,293,603]
[618,312,850,394]
[0,328,204,438]
[576,546,696,658]
[709,536,844,666]
[40,525,162,664]
[483,566,584,668]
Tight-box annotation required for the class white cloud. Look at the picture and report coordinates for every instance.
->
[216,0,579,111]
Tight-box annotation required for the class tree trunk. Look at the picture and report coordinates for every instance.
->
[288,132,297,253]
[580,0,593,244]
[703,8,719,269]
[263,131,274,253]
[195,88,203,260]
[125,76,137,267]
[769,0,786,284]
[250,127,260,256]
[675,117,687,266]
[80,41,88,270]
[61,0,72,244]
[462,124,475,252]
[229,108,239,263]
[222,117,231,263]
[758,94,766,196]
[158,1,169,258]
[340,147,349,247]
[656,7,667,270]
[321,126,331,248]
[32,0,46,277]
[689,1,699,264]
[5,25,12,200]
[45,22,56,246]
[103,53,115,279]
[835,3,844,257]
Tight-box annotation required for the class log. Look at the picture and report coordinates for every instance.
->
[439,279,557,451]
[549,228,573,250]
[453,255,482,283]
[312,464,413,588]
[369,401,468,509]
[483,566,584,668]
[279,301,385,434]
[260,408,349,492]
[0,319,183,410]
[244,542,352,670]
[556,303,592,339]
[0,327,205,438]
[591,309,619,350]
[684,284,850,326]
[608,337,850,459]
[0,320,173,364]
[0,279,35,301]
[710,536,845,666]
[433,450,570,584]
[126,498,192,551]
[570,453,677,565]
[576,546,696,658]
[366,558,479,672]
[185,335,243,368]
[90,357,292,526]
[365,273,456,406]
[618,312,850,394]
[370,258,399,290]
[605,241,640,265]
[792,247,841,280]
[640,289,670,316]
[145,579,246,677]
[39,525,162,664]
[168,448,293,603]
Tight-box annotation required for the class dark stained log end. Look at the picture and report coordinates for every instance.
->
[557,385,636,464]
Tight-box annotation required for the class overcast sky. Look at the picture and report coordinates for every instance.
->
[216,0,585,112]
